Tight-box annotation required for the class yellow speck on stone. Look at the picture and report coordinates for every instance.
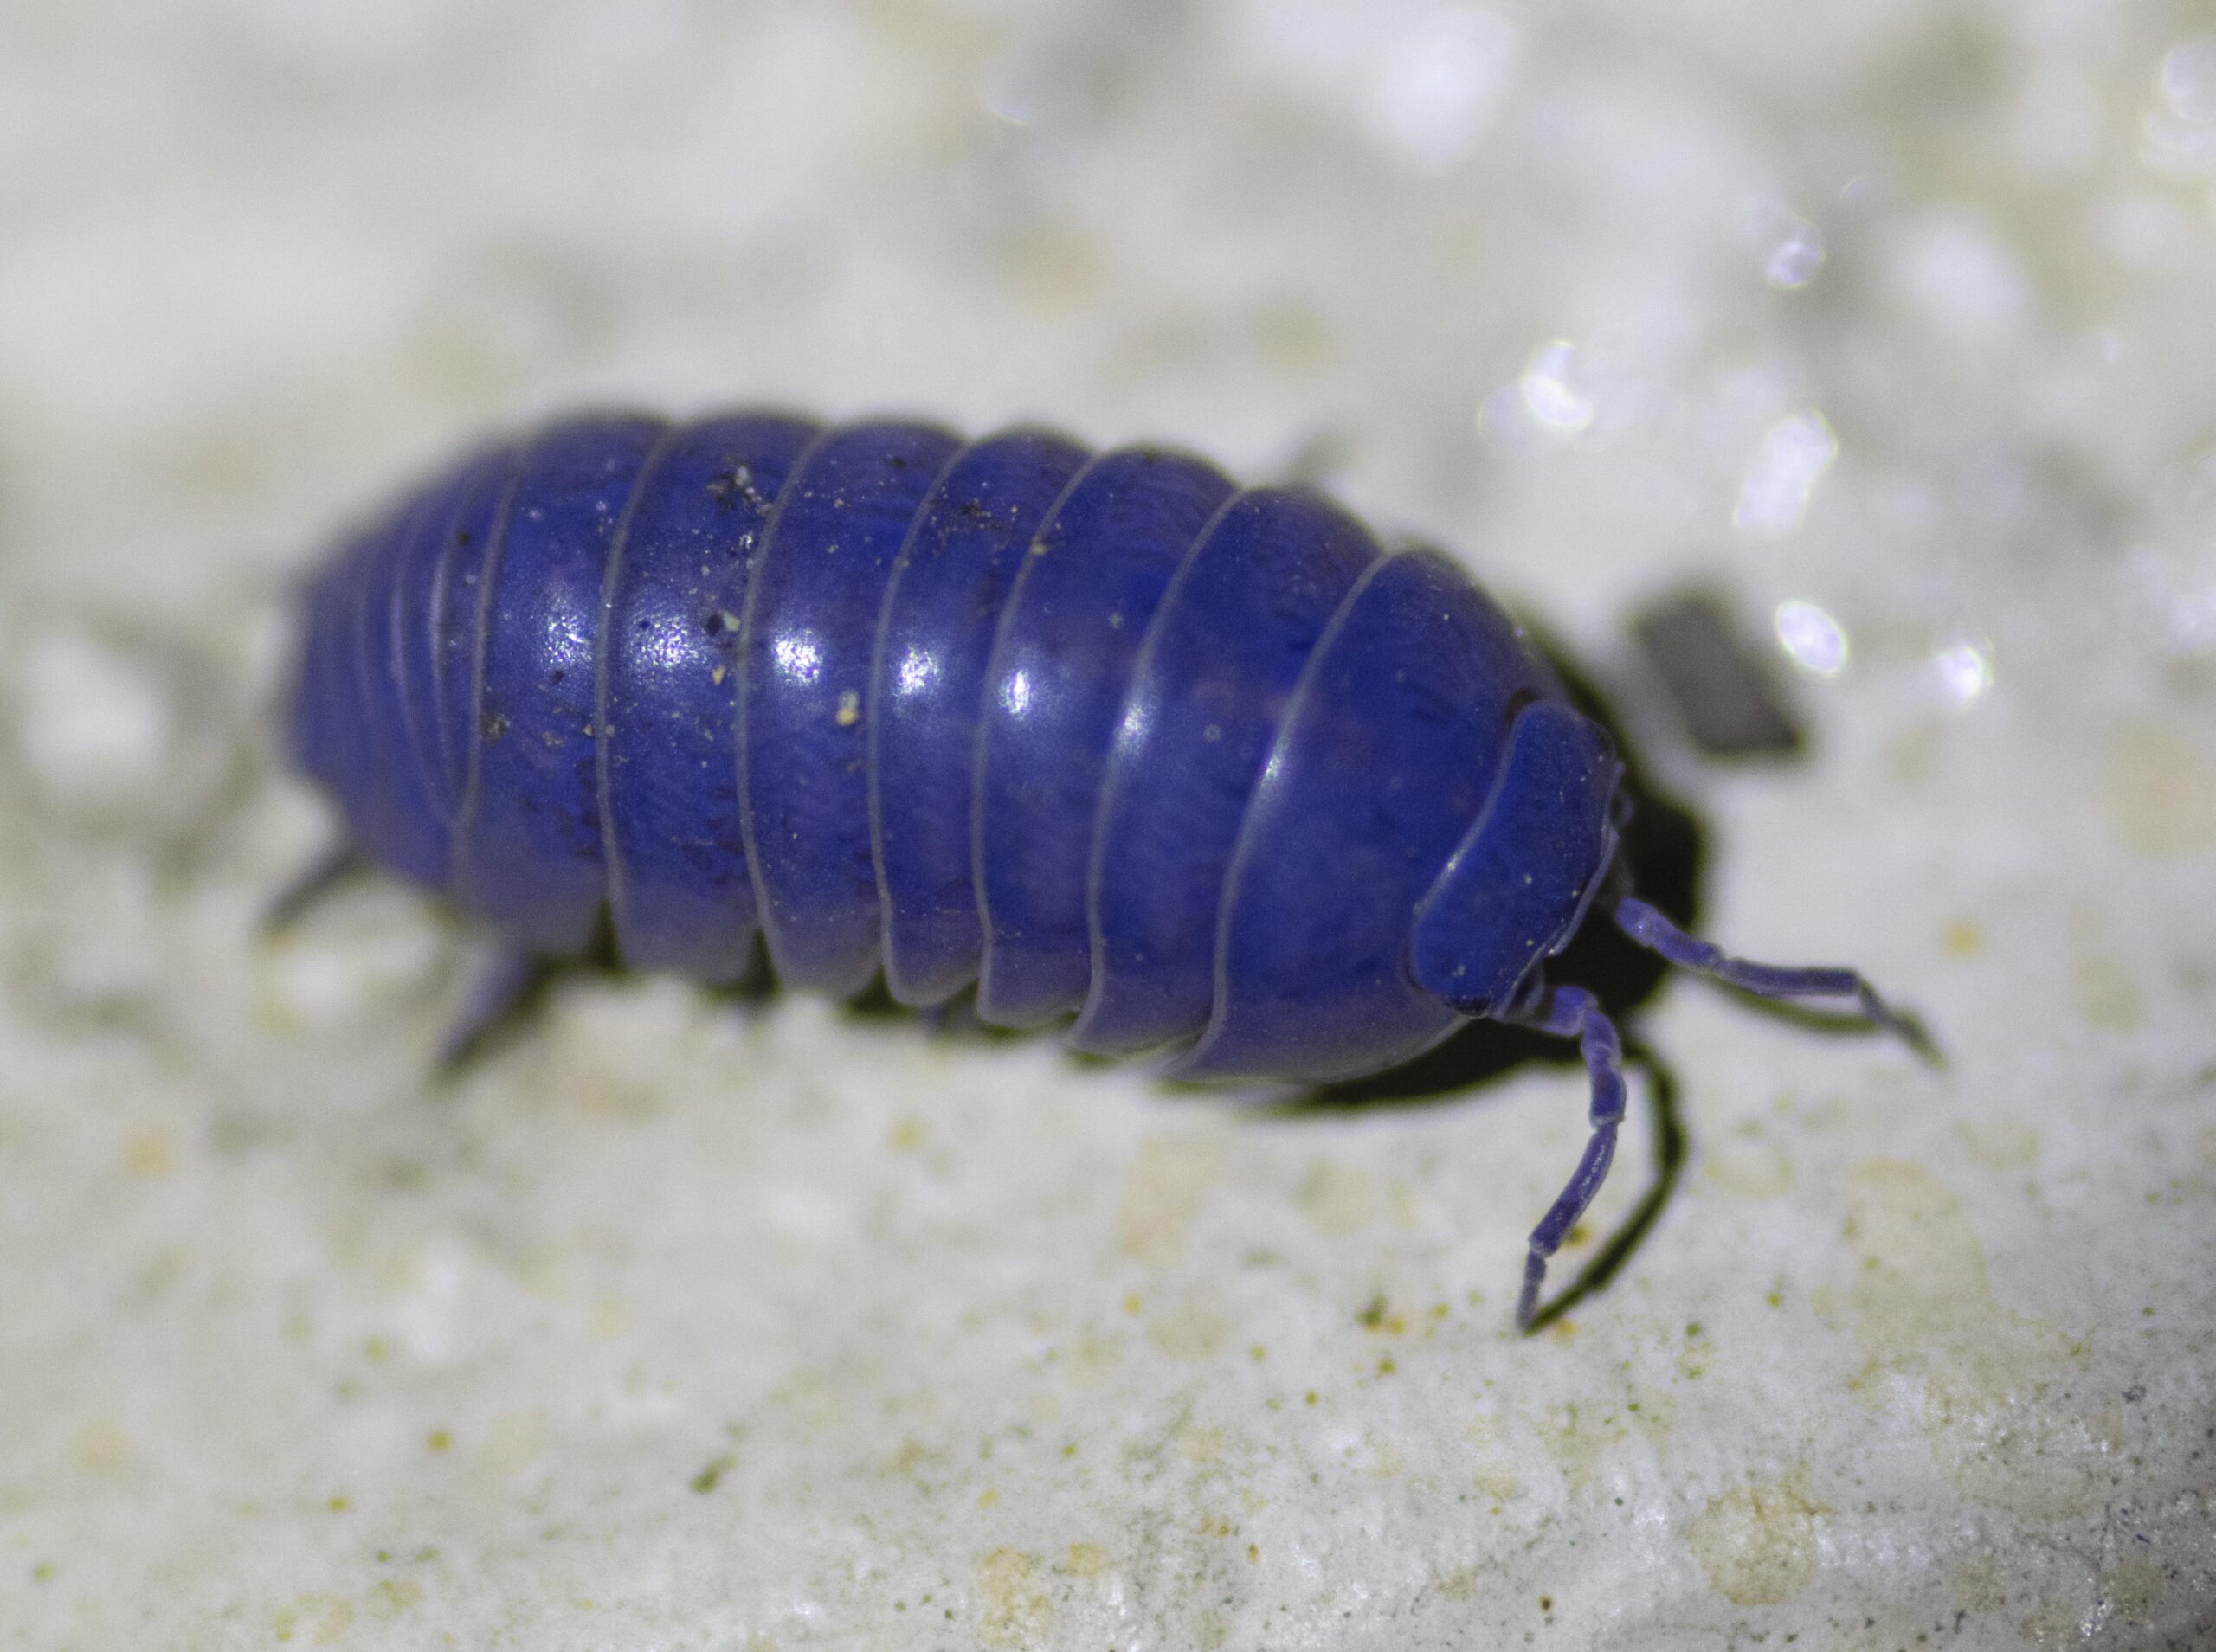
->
[1066,1333,1123,1388]
[1955,1120,2039,1171]
[974,1548,1053,1649]
[1437,1565,1479,1601]
[1003,219,1103,315]
[1535,1403,1626,1495]
[2101,1556,2166,1625]
[1940,916,1982,956]
[1063,1542,1109,1577]
[1254,298,1332,376]
[1949,1550,2006,1614]
[124,1128,174,1178]
[369,1578,423,1619]
[274,1595,355,1645]
[1846,1160,2104,1516]
[476,1409,547,1480]
[887,1115,924,1152]
[1627,1388,1677,1444]
[1117,1130,1231,1269]
[1176,1424,1224,1464]
[976,1487,999,1509]
[426,1429,451,1453]
[2071,947,2145,1032]
[1706,1143,1794,1199]
[1146,1290,1230,1361]
[1296,1159,1379,1235]
[70,1420,129,1475]
[1687,1464,1823,1605]
[589,1295,630,1340]
[2019,1597,2083,1649]
[2100,717,2216,860]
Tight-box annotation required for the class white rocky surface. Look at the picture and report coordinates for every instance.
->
[2,2,2213,1647]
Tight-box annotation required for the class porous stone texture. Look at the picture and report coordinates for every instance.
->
[2,3,2213,1647]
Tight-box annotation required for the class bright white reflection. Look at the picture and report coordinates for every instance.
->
[1519,341,1595,434]
[1000,668,1033,717]
[2160,35,2216,122]
[1929,632,1994,706]
[1361,4,1517,174]
[2170,587,2216,654]
[2146,36,2216,176]
[1735,411,1837,537]
[894,646,937,697]
[1764,219,1826,289]
[773,633,822,686]
[640,612,691,673]
[1775,600,1848,678]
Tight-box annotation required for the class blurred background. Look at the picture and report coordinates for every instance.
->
[1,1,2212,1646]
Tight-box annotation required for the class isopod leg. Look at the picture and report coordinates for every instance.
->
[436,948,556,1075]
[1508,983,1626,1332]
[1613,896,1937,1063]
[261,843,368,934]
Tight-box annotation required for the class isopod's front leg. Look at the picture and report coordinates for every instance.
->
[1504,981,1627,1331]
[1613,897,1940,1063]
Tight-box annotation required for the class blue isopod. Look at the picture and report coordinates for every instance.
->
[281,409,1932,1327]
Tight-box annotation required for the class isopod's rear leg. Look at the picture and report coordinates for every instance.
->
[261,843,368,934]
[1614,896,1939,1063]
[436,948,557,1075]
[1506,982,1627,1331]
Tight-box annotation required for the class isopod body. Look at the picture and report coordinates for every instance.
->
[287,409,1928,1325]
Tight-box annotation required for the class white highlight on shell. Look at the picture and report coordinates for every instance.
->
[1774,600,1849,678]
[1929,631,1994,707]
[893,646,937,697]
[1761,215,1826,289]
[773,633,823,686]
[1734,412,1837,537]
[1518,340,1596,435]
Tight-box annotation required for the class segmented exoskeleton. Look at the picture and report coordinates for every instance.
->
[285,410,1932,1326]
